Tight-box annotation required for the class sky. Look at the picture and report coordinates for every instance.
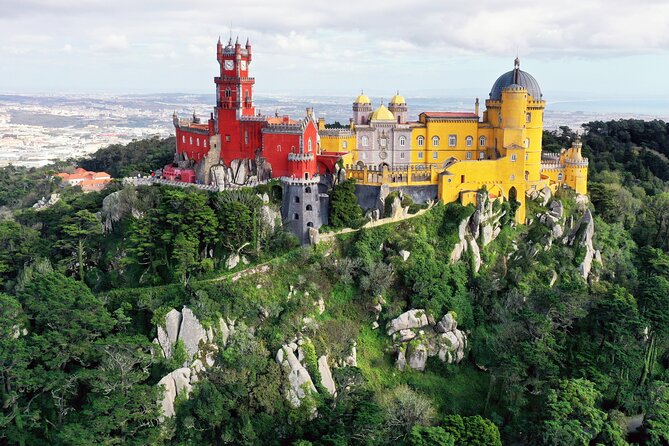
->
[1,0,669,102]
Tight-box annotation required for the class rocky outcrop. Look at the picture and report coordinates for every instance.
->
[276,342,317,408]
[450,191,505,272]
[390,310,467,371]
[387,309,429,336]
[32,194,60,211]
[154,307,232,363]
[101,187,146,232]
[399,250,411,261]
[318,355,336,396]
[157,368,192,420]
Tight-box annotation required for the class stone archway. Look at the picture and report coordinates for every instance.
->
[509,186,518,202]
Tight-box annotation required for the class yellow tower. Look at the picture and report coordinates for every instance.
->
[561,136,589,195]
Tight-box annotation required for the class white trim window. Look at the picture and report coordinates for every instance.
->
[196,138,200,146]
[432,136,440,147]
[182,135,186,143]
[448,135,456,147]
[308,139,313,152]
[399,136,406,147]
[400,152,405,159]
[466,152,472,160]
[479,136,486,147]
[558,173,563,181]
[418,152,424,159]
[526,112,532,123]
[189,136,193,144]
[466,136,473,147]
[417,136,425,147]
[362,136,369,146]
[479,151,485,160]
[432,151,438,159]
[342,140,348,149]
[510,154,517,162]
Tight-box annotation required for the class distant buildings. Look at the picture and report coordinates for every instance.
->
[56,168,112,192]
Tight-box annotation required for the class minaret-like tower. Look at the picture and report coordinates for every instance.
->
[352,91,373,125]
[388,91,408,124]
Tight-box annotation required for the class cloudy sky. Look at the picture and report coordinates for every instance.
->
[1,0,669,101]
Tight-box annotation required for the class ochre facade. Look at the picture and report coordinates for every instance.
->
[319,58,588,223]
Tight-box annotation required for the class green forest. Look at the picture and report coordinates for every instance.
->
[3,119,669,445]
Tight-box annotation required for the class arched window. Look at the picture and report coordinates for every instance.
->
[307,222,314,227]
[466,152,472,160]
[304,172,309,180]
[182,135,185,143]
[433,136,440,146]
[305,186,312,193]
[465,136,473,147]
[225,88,231,97]
[306,204,313,211]
[417,136,425,147]
[399,136,406,147]
[448,135,456,146]
[277,144,281,152]
[526,112,532,123]
[362,136,369,146]
[294,196,300,204]
[510,154,517,162]
[294,213,299,220]
[524,138,530,148]
[308,139,313,152]
[557,173,563,181]
[203,140,207,148]
[196,138,200,147]
[189,137,193,144]
[342,141,348,149]
[479,136,486,147]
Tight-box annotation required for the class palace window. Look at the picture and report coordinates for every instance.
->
[479,136,486,147]
[417,136,425,147]
[433,136,440,146]
[433,151,438,159]
[204,140,207,148]
[362,152,367,160]
[226,135,231,142]
[305,186,312,193]
[244,130,248,145]
[399,136,406,146]
[277,144,281,152]
[294,196,300,204]
[479,151,485,160]
[308,139,313,152]
[526,112,532,123]
[225,88,231,97]
[182,135,185,143]
[524,138,529,148]
[362,136,369,146]
[294,213,299,220]
[525,153,528,161]
[189,137,193,144]
[448,135,456,146]
[466,152,472,160]
[510,174,515,181]
[558,173,563,181]
[400,152,405,159]
[466,136,473,147]
[342,140,348,149]
[510,154,517,162]
[196,138,200,147]
[306,204,313,211]
[418,152,424,159]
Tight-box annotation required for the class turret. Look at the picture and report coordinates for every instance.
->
[352,91,373,125]
[234,36,241,55]
[246,38,252,62]
[217,36,222,60]
[388,91,408,124]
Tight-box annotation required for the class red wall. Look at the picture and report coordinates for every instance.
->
[175,128,211,161]
[262,132,301,177]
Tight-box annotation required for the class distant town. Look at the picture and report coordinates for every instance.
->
[0,92,667,168]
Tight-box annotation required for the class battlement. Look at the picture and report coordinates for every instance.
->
[288,153,314,161]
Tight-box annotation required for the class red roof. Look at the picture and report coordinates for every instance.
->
[422,112,479,119]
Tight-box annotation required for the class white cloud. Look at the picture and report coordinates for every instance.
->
[90,34,129,52]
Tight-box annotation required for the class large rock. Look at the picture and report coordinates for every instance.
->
[387,309,429,335]
[407,342,428,371]
[179,308,208,360]
[276,344,317,408]
[318,356,336,396]
[226,253,240,269]
[157,368,192,419]
[435,313,456,333]
[469,237,482,272]
[399,250,411,261]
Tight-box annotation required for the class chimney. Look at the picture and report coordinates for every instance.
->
[475,98,479,117]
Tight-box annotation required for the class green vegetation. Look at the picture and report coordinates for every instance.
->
[3,120,669,444]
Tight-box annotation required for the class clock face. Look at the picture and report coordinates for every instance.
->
[224,60,234,71]
[240,60,247,71]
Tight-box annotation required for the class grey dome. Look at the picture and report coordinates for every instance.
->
[489,61,542,100]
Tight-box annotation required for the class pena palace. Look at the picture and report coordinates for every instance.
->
[165,36,588,243]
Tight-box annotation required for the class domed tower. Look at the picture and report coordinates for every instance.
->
[487,57,545,184]
[353,92,373,125]
[388,92,407,123]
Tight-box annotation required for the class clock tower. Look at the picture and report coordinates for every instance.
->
[215,36,255,119]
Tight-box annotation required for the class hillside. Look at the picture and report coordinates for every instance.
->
[2,120,669,445]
